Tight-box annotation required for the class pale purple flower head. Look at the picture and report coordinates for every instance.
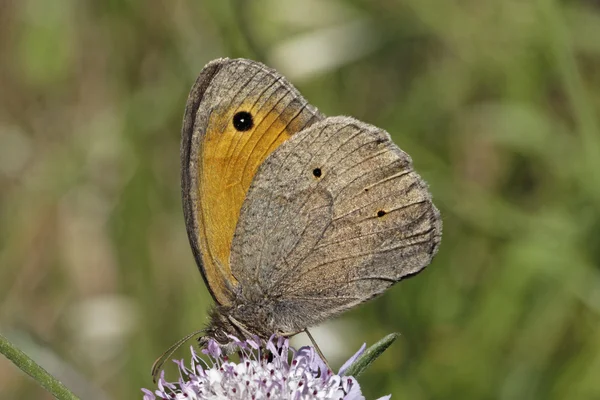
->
[143,335,391,400]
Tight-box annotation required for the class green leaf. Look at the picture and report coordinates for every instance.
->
[0,333,80,400]
[343,333,399,377]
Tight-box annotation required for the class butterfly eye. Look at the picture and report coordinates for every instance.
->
[232,111,254,131]
[312,168,322,178]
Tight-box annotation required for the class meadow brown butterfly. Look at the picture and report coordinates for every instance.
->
[180,58,441,351]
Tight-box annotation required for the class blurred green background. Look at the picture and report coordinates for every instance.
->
[1,0,600,398]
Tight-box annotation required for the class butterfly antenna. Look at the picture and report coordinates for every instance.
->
[151,329,206,383]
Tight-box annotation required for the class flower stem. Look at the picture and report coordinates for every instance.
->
[0,333,80,400]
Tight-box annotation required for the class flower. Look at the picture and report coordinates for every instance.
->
[143,335,391,400]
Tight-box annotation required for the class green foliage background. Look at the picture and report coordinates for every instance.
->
[1,0,599,398]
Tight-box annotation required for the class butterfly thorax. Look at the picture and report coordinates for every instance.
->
[204,303,271,344]
[203,294,302,351]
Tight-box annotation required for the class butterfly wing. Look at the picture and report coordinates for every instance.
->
[230,116,441,332]
[181,58,323,306]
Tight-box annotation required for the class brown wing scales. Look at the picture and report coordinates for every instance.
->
[230,116,441,331]
[181,58,322,306]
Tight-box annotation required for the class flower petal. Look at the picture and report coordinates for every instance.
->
[143,336,382,400]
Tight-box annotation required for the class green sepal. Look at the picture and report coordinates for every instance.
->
[343,333,399,377]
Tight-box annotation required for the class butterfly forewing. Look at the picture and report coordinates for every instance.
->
[181,58,323,306]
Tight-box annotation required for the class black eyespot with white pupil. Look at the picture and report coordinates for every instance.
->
[233,111,254,131]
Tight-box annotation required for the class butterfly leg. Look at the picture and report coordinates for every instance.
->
[304,328,331,370]
[226,318,333,371]
[276,328,331,370]
[227,315,256,339]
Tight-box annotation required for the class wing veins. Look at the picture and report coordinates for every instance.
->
[239,93,306,183]
[317,225,436,250]
[281,237,432,293]
[332,183,422,222]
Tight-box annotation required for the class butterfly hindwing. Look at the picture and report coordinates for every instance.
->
[230,116,442,332]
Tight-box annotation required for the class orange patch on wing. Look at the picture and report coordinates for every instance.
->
[194,97,310,305]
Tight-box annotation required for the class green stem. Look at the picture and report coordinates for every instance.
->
[0,333,80,400]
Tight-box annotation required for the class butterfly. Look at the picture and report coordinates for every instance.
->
[178,57,441,354]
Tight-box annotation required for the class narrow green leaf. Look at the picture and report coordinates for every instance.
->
[0,333,80,400]
[344,333,399,377]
